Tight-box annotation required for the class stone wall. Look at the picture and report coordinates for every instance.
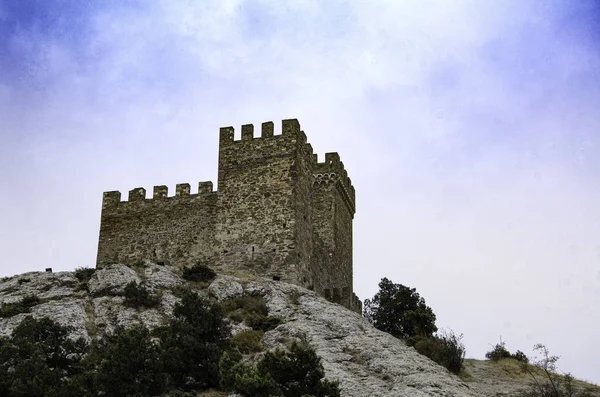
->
[96,183,218,267]
[96,119,359,313]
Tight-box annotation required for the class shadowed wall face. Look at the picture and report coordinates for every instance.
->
[96,119,360,313]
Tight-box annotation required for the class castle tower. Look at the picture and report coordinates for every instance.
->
[214,119,314,287]
[311,153,356,308]
[95,119,361,313]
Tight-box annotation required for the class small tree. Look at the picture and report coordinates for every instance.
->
[363,277,437,339]
[95,324,167,397]
[155,289,230,390]
[0,316,90,397]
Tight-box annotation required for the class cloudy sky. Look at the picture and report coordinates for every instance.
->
[1,0,599,385]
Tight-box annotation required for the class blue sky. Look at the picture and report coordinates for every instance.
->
[1,0,600,385]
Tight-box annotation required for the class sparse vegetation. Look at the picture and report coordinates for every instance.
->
[518,344,595,397]
[0,295,44,318]
[485,338,530,364]
[247,315,283,332]
[74,267,96,291]
[221,294,284,334]
[222,295,266,321]
[182,262,217,283]
[17,277,30,284]
[122,281,161,308]
[74,267,96,283]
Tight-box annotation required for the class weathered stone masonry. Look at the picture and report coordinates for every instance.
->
[96,119,361,313]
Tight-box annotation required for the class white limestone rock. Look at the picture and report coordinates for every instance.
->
[0,271,80,304]
[88,264,141,296]
[143,264,183,290]
[208,275,244,301]
[248,280,479,397]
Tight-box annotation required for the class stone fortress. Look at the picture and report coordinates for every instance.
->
[96,119,361,313]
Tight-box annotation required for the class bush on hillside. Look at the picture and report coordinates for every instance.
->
[74,267,96,284]
[96,324,167,397]
[486,338,512,362]
[221,295,283,331]
[220,341,341,397]
[154,289,230,390]
[363,277,437,339]
[182,262,217,283]
[0,295,44,318]
[230,330,264,354]
[0,316,90,397]
[410,329,466,375]
[123,281,160,308]
[485,338,530,364]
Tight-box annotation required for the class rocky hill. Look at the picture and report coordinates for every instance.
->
[1,263,598,397]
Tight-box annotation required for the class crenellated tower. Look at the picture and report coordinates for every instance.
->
[96,119,361,313]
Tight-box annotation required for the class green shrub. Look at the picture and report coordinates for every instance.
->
[413,330,466,375]
[0,295,43,318]
[154,290,230,390]
[231,330,264,354]
[258,342,341,396]
[485,339,512,362]
[512,350,529,364]
[222,295,267,316]
[123,281,160,308]
[222,295,273,331]
[182,263,217,283]
[246,315,283,332]
[0,316,90,397]
[220,341,341,397]
[96,324,167,397]
[74,267,96,291]
[74,267,96,284]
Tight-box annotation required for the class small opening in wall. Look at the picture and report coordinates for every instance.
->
[272,275,281,281]
[283,222,287,228]
[223,250,228,254]
[272,249,276,252]
[252,246,255,252]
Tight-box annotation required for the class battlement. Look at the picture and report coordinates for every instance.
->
[102,181,216,208]
[314,153,356,215]
[219,119,308,145]
[97,118,359,314]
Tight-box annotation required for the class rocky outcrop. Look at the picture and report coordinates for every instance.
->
[3,264,595,397]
